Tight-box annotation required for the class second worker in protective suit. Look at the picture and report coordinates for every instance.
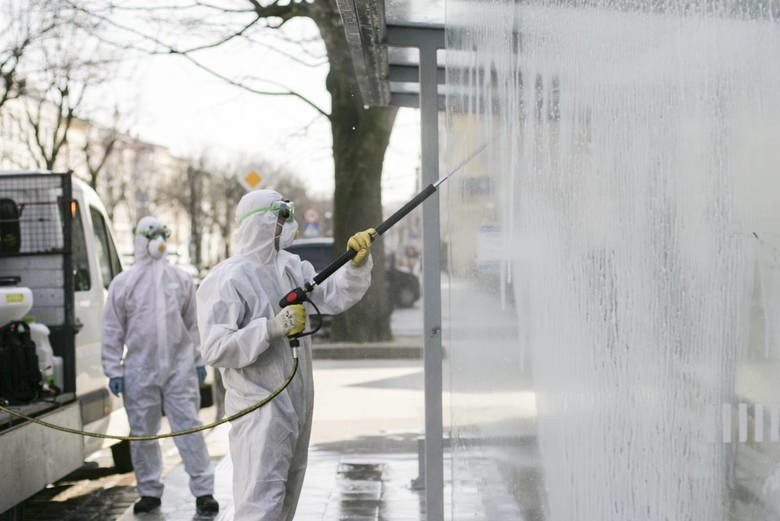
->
[102,216,218,515]
[197,190,373,521]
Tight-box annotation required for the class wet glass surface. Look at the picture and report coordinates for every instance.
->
[385,0,445,26]
[443,1,780,519]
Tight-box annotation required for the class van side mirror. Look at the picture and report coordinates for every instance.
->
[74,267,90,291]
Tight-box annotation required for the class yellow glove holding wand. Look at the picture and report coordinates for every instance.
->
[347,228,375,267]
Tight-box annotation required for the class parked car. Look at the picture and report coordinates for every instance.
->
[285,237,420,309]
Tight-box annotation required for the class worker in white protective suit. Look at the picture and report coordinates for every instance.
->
[197,190,373,521]
[101,216,219,515]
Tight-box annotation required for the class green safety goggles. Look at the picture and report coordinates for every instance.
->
[239,200,295,225]
[136,225,171,240]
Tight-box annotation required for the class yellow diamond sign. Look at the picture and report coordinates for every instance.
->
[239,170,263,191]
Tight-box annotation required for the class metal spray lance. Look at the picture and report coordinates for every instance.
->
[278,143,488,320]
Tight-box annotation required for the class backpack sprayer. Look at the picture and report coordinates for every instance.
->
[0,143,487,441]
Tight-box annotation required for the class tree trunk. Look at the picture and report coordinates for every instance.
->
[187,166,203,268]
[311,3,397,342]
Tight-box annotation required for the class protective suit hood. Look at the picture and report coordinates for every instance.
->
[234,190,283,264]
[134,216,166,265]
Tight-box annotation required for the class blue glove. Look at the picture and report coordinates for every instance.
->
[197,366,207,384]
[108,377,123,397]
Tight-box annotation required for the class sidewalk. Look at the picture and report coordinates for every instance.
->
[116,355,430,521]
[116,422,424,521]
[116,307,436,520]
[311,333,423,360]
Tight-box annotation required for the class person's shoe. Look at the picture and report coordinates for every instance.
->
[133,496,161,513]
[196,494,220,514]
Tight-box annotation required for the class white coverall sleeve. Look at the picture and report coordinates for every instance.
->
[101,281,126,378]
[197,274,275,370]
[306,253,373,314]
[181,277,204,367]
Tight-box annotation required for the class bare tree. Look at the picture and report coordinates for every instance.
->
[204,168,244,263]
[156,161,209,268]
[187,164,207,268]
[21,4,116,170]
[99,147,130,223]
[82,108,121,191]
[0,0,60,111]
[25,70,86,170]
[81,1,397,341]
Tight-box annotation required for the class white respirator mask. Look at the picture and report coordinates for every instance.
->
[148,236,167,260]
[278,220,299,250]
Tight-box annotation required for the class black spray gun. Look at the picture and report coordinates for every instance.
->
[279,143,487,348]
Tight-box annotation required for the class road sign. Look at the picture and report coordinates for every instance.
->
[304,208,320,223]
[239,170,263,191]
[302,222,320,238]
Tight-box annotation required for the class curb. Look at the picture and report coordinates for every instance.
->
[312,335,423,360]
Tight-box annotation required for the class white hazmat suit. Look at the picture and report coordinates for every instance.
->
[197,190,372,521]
[102,216,214,500]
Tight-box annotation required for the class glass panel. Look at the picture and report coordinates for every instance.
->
[108,228,122,279]
[444,1,780,519]
[388,47,420,68]
[71,202,90,292]
[385,0,445,26]
[89,207,117,289]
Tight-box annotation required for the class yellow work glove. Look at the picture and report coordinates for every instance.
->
[268,305,306,338]
[347,228,375,266]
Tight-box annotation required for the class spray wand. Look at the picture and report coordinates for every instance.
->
[279,143,487,317]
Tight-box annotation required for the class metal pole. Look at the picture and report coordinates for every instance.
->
[420,42,444,521]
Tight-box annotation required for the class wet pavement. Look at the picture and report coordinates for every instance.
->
[112,351,432,521]
[15,313,441,521]
[112,422,426,521]
[13,304,519,520]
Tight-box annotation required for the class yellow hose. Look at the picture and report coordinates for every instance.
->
[0,357,298,441]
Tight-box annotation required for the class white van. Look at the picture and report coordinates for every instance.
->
[0,170,125,515]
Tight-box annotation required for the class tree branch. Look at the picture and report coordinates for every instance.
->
[83,126,119,189]
[175,14,261,54]
[240,33,327,67]
[48,83,75,169]
[62,0,328,118]
[104,2,253,13]
[173,50,330,119]
[246,0,313,28]
[25,97,47,168]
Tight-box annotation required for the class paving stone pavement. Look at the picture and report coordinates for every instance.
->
[14,343,525,520]
[110,423,427,521]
